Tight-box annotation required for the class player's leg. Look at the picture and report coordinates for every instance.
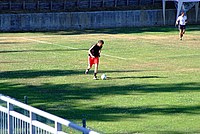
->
[180,29,183,40]
[182,26,186,34]
[179,29,182,40]
[179,25,184,40]
[93,57,99,80]
[85,56,93,74]
[93,63,98,79]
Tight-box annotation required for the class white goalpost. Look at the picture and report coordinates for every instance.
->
[162,0,200,25]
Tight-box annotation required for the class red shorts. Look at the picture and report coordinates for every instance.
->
[89,56,99,67]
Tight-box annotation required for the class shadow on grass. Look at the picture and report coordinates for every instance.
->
[0,69,200,133]
[41,25,200,35]
[0,80,200,133]
[0,42,29,45]
[0,61,22,64]
[0,26,199,36]
[107,76,167,80]
[0,49,87,54]
[0,70,83,79]
[43,27,177,35]
[99,70,145,73]
[0,69,147,79]
[0,80,200,121]
[60,104,200,122]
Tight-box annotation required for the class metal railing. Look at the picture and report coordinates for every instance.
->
[0,94,99,134]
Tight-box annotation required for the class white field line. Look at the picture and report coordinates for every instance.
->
[101,53,129,60]
[20,37,132,60]
[0,36,53,39]
[20,37,77,50]
[147,54,200,59]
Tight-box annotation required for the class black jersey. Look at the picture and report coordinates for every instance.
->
[89,44,102,57]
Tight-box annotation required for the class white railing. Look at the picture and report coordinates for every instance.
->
[0,94,99,134]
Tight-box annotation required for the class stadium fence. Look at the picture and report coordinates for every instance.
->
[0,94,99,134]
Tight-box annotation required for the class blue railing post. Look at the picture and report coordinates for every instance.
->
[7,102,13,134]
[82,118,86,134]
[24,96,28,104]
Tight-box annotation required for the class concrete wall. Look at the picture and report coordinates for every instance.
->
[0,9,199,31]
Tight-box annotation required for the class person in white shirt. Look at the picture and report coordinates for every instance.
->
[176,12,187,40]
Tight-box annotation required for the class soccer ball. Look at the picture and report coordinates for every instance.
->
[101,74,107,80]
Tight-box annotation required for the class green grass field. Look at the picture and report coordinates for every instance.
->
[0,26,200,133]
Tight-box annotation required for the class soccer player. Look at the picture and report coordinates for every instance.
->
[85,40,104,80]
[176,12,187,40]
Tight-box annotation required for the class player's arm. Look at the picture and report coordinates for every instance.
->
[185,16,188,24]
[99,50,101,57]
[176,17,180,25]
[88,45,95,58]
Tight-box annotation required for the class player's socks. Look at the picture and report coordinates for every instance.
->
[180,34,183,40]
[85,69,89,74]
[93,73,97,80]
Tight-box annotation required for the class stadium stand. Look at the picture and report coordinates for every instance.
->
[0,0,164,13]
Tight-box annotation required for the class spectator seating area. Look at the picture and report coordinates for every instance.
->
[0,0,163,12]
